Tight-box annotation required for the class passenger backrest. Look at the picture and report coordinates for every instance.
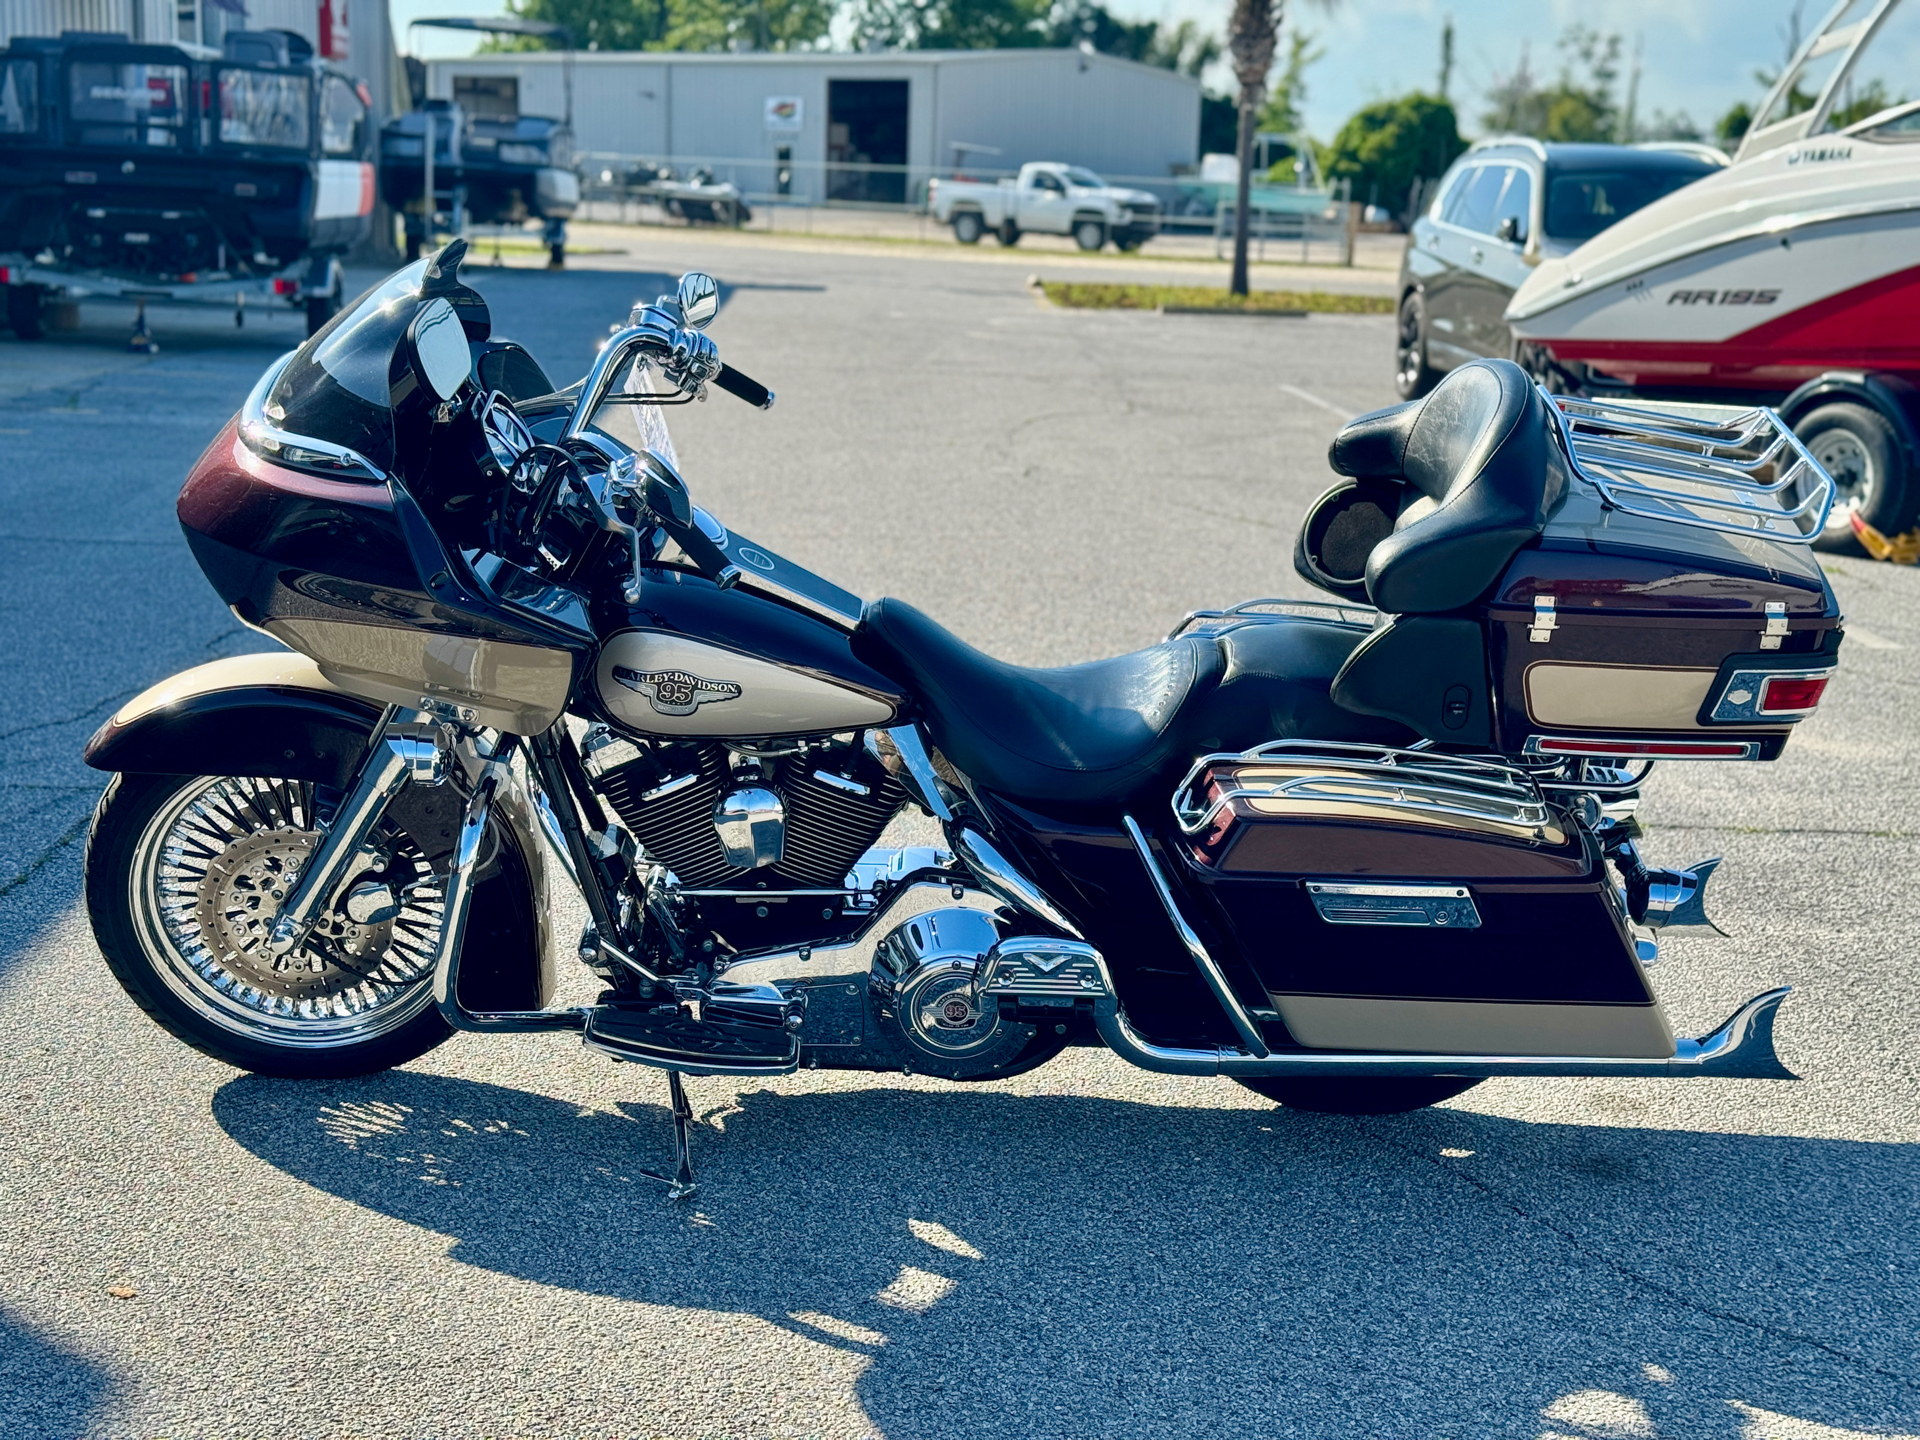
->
[1328,360,1568,614]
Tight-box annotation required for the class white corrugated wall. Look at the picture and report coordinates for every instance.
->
[426,51,1198,197]
[0,0,319,47]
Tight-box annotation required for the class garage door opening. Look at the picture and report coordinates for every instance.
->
[827,79,907,205]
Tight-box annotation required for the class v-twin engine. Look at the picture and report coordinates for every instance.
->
[582,729,909,891]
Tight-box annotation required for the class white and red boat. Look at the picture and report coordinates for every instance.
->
[1507,0,1920,547]
[1508,0,1920,392]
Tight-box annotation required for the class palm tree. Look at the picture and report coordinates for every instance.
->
[1226,0,1333,296]
[1226,0,1280,297]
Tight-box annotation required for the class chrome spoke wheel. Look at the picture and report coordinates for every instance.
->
[128,775,444,1049]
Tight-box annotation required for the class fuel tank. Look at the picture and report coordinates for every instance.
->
[594,567,905,739]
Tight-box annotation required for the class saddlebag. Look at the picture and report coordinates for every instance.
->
[1169,742,1674,1058]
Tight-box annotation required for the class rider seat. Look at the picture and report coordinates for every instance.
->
[852,601,1410,808]
[1327,359,1568,614]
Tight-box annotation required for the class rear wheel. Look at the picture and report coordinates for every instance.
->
[85,771,454,1078]
[1394,291,1439,399]
[1799,402,1915,553]
[1237,1076,1482,1115]
[6,284,45,339]
[1073,218,1107,252]
[951,210,985,245]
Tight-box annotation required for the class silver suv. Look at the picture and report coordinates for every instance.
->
[1394,138,1724,398]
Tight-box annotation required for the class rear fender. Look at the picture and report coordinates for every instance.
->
[84,652,560,1010]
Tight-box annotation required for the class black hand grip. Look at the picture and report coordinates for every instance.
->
[714,363,774,410]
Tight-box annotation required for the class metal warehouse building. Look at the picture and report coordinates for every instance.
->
[424,49,1202,203]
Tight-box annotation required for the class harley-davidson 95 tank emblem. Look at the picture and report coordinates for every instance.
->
[612,666,743,716]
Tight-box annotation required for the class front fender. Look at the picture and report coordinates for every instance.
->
[86,653,382,787]
[85,651,561,1010]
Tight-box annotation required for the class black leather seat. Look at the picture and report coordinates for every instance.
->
[1327,359,1568,613]
[852,600,1412,807]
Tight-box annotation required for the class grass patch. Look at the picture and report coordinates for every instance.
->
[1041,281,1393,314]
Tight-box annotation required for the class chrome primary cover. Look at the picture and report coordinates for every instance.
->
[595,630,895,738]
[870,905,1034,1070]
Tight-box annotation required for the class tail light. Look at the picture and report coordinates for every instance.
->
[1708,665,1836,723]
[273,278,299,296]
[1759,675,1830,714]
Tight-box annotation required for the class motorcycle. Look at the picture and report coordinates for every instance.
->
[82,241,1844,1199]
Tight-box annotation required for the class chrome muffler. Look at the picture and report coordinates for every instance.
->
[978,940,1797,1082]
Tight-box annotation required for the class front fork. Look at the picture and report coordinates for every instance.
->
[264,707,588,1033]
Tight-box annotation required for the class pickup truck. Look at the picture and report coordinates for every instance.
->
[928,163,1161,252]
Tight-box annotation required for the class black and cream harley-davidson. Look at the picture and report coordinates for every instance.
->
[84,242,1846,1196]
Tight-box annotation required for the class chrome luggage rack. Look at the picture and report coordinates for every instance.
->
[1172,740,1554,839]
[1543,388,1835,543]
[1166,597,1379,641]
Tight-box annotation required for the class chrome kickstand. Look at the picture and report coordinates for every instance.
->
[637,1069,697,1202]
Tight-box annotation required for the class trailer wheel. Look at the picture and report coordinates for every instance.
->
[951,211,984,245]
[6,285,45,340]
[1073,218,1107,252]
[305,290,340,338]
[994,221,1020,247]
[1799,402,1916,553]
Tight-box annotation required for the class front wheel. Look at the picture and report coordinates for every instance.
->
[1237,1075,1482,1115]
[1799,402,1915,553]
[85,771,454,1078]
[1073,218,1107,252]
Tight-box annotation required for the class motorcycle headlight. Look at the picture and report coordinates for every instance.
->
[498,143,545,165]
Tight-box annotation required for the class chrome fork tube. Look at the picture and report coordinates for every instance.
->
[267,707,417,958]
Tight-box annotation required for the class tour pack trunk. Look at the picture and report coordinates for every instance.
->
[1483,493,1843,762]
[1169,742,1674,1059]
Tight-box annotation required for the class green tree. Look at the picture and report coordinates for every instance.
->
[1483,25,1623,142]
[1225,0,1280,296]
[1145,17,1220,77]
[1716,100,1754,146]
[1324,92,1464,217]
[847,0,1048,49]
[665,0,834,49]
[1045,0,1159,59]
[1257,28,1322,135]
[496,0,671,51]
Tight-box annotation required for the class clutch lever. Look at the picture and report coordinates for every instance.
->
[638,449,740,590]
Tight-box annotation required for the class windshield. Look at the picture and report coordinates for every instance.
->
[218,67,310,149]
[262,261,430,473]
[1544,163,1715,242]
[1063,166,1107,188]
[66,59,188,148]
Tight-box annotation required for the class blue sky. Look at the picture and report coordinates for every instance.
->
[391,0,1817,142]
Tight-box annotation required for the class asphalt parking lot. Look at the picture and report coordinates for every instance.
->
[2,235,1917,1440]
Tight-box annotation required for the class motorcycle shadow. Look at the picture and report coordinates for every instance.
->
[211,1070,1919,1440]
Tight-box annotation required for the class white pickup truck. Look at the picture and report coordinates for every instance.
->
[928,163,1162,252]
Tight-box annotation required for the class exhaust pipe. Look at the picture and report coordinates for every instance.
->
[1632,856,1728,935]
[979,942,1797,1081]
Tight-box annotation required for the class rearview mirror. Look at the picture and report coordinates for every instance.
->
[676,272,719,330]
[1496,215,1525,245]
[406,297,472,404]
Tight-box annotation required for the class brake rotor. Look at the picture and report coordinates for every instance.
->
[192,828,393,1001]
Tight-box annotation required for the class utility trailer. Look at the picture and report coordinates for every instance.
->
[0,27,373,344]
